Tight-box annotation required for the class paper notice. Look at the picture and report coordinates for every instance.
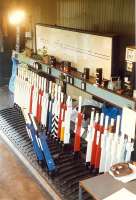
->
[103,188,136,200]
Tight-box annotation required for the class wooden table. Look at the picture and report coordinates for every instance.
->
[79,173,136,200]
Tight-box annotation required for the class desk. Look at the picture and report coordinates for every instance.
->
[79,173,136,200]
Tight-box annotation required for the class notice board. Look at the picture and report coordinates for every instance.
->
[36,24,116,80]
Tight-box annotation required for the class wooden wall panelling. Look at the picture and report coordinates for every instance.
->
[1,0,134,71]
[56,0,135,76]
[56,0,135,35]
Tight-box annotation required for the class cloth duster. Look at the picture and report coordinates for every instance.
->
[64,96,72,144]
[41,78,49,128]
[104,118,115,172]
[47,81,54,133]
[51,84,58,137]
[94,113,104,171]
[90,112,99,169]
[110,115,121,166]
[99,115,109,173]
[85,108,95,163]
[57,92,65,139]
[74,96,83,152]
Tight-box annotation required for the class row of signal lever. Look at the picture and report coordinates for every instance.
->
[14,64,134,176]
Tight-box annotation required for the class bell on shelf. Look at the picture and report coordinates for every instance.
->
[107,78,114,90]
[95,68,102,86]
[84,68,90,79]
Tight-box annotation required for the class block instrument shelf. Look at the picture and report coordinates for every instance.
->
[15,51,136,110]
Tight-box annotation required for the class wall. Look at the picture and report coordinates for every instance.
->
[57,0,134,35]
[0,0,57,50]
[30,0,135,74]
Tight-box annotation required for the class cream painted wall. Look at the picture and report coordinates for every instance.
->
[67,84,92,101]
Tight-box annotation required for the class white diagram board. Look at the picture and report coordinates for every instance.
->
[36,24,113,80]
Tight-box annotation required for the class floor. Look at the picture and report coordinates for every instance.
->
[0,138,52,200]
[0,52,12,87]
[0,85,53,200]
[0,85,14,110]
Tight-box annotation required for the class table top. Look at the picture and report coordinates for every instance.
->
[79,173,136,200]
